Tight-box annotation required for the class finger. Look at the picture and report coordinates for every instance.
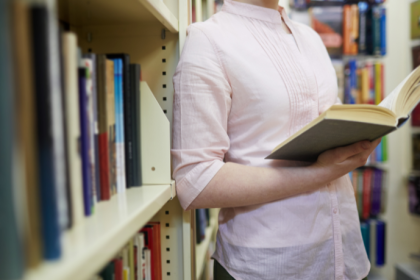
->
[333,141,371,163]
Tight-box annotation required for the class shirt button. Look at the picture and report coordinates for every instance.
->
[333,208,338,214]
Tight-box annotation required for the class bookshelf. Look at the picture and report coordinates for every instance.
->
[25,183,175,280]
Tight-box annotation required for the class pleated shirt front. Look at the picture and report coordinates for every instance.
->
[171,1,370,279]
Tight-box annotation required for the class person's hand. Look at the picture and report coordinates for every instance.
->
[311,138,382,183]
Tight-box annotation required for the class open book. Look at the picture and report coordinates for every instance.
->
[266,66,420,162]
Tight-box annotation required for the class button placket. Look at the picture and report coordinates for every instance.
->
[328,183,345,280]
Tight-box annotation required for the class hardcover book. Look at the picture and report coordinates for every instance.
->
[267,66,420,162]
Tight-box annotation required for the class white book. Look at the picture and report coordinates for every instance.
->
[62,32,84,226]
[144,249,151,280]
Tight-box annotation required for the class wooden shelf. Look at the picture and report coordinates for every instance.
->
[24,182,176,280]
[196,218,217,280]
[59,0,178,33]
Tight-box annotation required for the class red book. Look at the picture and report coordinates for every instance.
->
[99,133,110,200]
[148,222,162,280]
[362,169,373,220]
[343,5,352,55]
[113,258,123,280]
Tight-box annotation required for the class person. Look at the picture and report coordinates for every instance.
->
[172,0,379,279]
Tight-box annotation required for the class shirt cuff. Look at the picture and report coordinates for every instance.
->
[176,160,225,210]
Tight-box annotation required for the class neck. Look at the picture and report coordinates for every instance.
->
[232,0,279,10]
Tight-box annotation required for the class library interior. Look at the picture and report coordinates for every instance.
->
[1,0,420,279]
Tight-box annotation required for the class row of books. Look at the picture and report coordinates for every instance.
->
[1,1,147,279]
[360,219,386,267]
[291,0,386,10]
[408,173,420,216]
[336,60,387,163]
[350,168,387,220]
[196,209,211,244]
[301,3,386,57]
[91,222,161,280]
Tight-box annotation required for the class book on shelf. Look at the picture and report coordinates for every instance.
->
[109,58,127,193]
[95,223,161,280]
[412,134,420,171]
[266,62,418,162]
[293,2,386,57]
[360,219,386,267]
[408,173,420,216]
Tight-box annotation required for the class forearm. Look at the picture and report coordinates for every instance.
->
[188,162,330,210]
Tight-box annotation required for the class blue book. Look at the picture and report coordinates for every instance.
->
[380,7,387,56]
[0,0,25,277]
[349,60,358,104]
[376,220,386,266]
[31,5,64,260]
[111,59,126,193]
[376,141,382,162]
[79,68,92,216]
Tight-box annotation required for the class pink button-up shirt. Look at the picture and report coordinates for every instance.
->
[172,1,370,279]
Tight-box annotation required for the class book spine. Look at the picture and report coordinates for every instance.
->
[343,5,352,55]
[376,220,386,266]
[357,171,364,218]
[349,60,357,104]
[358,2,368,54]
[375,63,382,105]
[99,133,111,200]
[350,4,359,55]
[373,7,381,56]
[31,5,63,260]
[122,56,133,188]
[78,68,92,217]
[0,0,25,277]
[370,220,377,265]
[362,169,372,220]
[114,258,123,280]
[360,221,370,259]
[380,7,387,56]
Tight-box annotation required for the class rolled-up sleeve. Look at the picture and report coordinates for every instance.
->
[172,25,232,210]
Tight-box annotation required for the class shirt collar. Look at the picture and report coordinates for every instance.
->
[221,0,290,24]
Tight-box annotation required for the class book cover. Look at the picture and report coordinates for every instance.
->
[382,136,388,162]
[12,0,43,269]
[110,59,127,193]
[30,4,64,259]
[310,7,343,58]
[106,59,117,195]
[129,64,142,186]
[82,58,98,210]
[380,7,386,56]
[78,67,92,216]
[62,33,85,227]
[144,249,151,280]
[141,227,155,280]
[148,222,162,280]
[0,0,25,277]
[350,4,359,55]
[107,54,133,188]
[360,221,370,259]
[358,2,368,54]
[114,257,123,280]
[375,63,382,105]
[96,55,111,200]
[84,53,102,202]
[372,7,382,56]
[376,220,386,266]
[128,239,135,280]
[362,168,372,220]
[343,5,351,55]
[357,169,364,217]
[408,174,420,215]
[99,261,115,280]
